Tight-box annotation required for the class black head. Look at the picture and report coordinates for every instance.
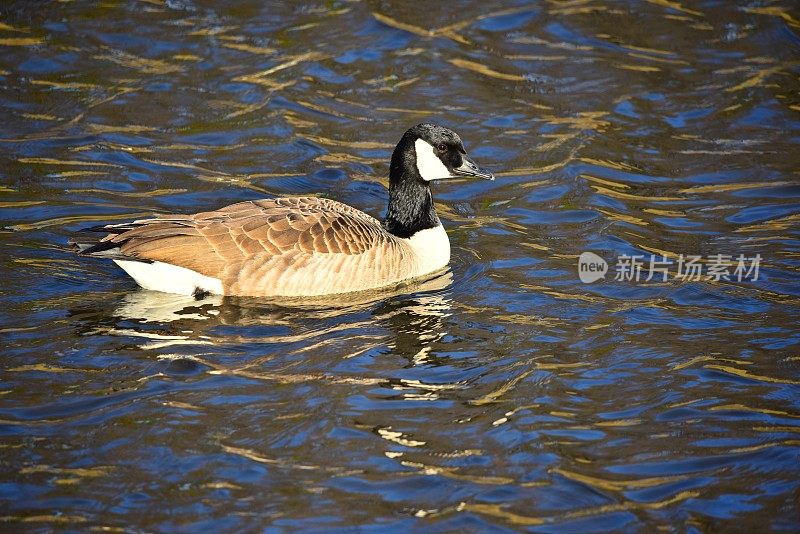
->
[389,123,494,187]
[383,123,494,238]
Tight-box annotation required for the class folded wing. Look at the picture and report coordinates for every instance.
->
[82,197,416,296]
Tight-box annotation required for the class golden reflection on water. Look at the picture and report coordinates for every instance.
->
[1,0,799,530]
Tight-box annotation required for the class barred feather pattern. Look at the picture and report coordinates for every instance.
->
[91,197,426,297]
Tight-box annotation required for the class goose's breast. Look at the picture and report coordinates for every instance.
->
[404,225,451,276]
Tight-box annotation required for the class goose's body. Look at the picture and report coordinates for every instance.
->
[74,124,493,298]
[100,197,449,297]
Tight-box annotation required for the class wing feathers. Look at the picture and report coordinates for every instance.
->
[81,197,418,296]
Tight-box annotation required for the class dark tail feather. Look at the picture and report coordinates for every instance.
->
[78,223,141,234]
[68,236,151,263]
[75,239,123,256]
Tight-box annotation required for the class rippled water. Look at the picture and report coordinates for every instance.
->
[1,0,799,530]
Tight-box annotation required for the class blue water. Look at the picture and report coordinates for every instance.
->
[1,0,799,531]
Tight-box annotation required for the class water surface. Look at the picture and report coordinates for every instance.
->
[1,0,799,531]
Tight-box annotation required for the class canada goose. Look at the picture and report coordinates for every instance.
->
[73,123,494,297]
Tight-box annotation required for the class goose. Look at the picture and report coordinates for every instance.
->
[73,123,494,298]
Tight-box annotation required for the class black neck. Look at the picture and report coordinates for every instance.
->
[383,134,440,238]
[383,178,439,238]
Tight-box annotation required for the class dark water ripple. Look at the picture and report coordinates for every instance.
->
[1,0,799,531]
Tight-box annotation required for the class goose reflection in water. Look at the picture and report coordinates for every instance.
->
[371,292,452,367]
[70,271,455,381]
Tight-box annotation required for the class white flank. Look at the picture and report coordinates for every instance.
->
[406,224,451,275]
[414,139,451,181]
[113,260,223,296]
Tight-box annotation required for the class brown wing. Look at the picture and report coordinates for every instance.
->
[99,197,416,296]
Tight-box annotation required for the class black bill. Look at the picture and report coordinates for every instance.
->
[451,155,495,181]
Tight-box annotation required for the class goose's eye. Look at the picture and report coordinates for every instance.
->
[437,143,447,152]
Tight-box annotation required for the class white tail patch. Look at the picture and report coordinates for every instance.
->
[414,139,451,181]
[113,260,223,296]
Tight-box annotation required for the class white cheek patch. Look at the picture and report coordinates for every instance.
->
[414,139,451,181]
